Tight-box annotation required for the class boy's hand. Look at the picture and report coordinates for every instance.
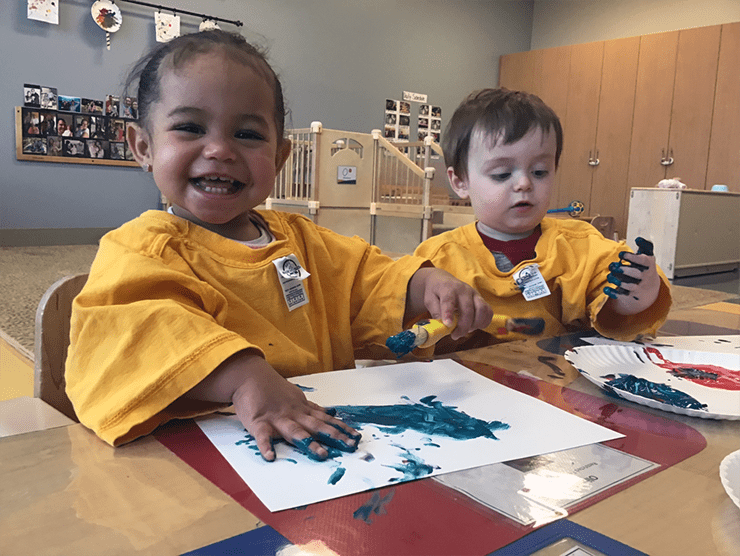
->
[187,352,361,462]
[603,239,660,315]
[407,267,493,340]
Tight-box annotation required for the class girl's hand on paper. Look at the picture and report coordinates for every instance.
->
[186,351,361,461]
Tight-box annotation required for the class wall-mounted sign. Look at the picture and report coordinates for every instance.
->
[403,91,428,103]
[337,165,357,184]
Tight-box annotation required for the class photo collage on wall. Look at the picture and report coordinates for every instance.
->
[384,99,411,141]
[384,98,441,143]
[417,104,441,143]
[22,83,137,161]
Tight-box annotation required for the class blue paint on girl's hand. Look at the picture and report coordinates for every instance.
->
[329,421,362,442]
[291,437,342,461]
[315,431,359,452]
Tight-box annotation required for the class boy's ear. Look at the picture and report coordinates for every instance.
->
[447,167,470,199]
[126,123,152,169]
[276,138,292,172]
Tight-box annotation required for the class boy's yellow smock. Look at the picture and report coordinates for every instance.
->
[414,218,671,350]
[66,210,427,446]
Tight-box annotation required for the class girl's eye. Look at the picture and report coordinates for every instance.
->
[491,173,511,182]
[236,130,265,141]
[172,123,203,134]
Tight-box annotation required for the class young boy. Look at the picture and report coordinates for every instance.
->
[414,88,671,352]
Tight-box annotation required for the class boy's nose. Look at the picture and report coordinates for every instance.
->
[513,173,532,191]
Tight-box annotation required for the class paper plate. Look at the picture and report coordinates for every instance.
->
[91,0,122,33]
[720,449,740,510]
[564,345,740,420]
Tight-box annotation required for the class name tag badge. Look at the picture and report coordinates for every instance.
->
[513,264,551,301]
[273,255,310,311]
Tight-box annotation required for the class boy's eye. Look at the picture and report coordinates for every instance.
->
[533,169,549,178]
[491,173,511,182]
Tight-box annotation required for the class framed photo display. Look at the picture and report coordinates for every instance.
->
[16,96,139,166]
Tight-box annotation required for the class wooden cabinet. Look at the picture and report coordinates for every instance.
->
[499,22,739,238]
[629,25,721,192]
[706,22,740,191]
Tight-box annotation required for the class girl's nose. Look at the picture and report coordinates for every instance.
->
[203,135,236,161]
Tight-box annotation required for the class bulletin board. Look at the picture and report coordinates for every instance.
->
[15,107,138,167]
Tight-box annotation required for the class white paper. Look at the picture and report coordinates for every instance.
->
[197,360,623,512]
[155,12,180,43]
[28,0,58,24]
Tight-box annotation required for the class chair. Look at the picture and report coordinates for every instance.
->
[34,273,88,422]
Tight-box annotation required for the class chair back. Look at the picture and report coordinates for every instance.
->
[34,273,88,422]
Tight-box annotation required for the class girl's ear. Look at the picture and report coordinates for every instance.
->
[447,167,470,199]
[126,122,153,169]
[275,138,292,172]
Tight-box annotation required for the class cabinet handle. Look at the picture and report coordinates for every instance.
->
[588,150,600,166]
[660,148,674,166]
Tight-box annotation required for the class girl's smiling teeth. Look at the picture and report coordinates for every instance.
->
[192,176,244,194]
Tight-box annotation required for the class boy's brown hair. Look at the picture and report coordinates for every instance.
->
[443,88,563,180]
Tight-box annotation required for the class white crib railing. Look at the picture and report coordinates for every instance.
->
[266,122,470,252]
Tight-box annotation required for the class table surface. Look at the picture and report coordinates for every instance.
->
[2,302,739,556]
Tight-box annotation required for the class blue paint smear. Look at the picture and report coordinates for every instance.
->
[604,374,708,410]
[295,383,315,392]
[331,395,510,441]
[385,446,438,482]
[328,467,346,485]
[353,490,395,524]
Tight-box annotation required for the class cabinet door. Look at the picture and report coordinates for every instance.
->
[556,41,604,211]
[499,49,538,93]
[591,36,640,237]
[706,22,740,192]
[667,25,721,190]
[627,31,679,189]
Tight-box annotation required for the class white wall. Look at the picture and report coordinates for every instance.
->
[531,0,740,49]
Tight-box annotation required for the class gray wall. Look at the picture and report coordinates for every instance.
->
[531,0,740,49]
[1,0,533,237]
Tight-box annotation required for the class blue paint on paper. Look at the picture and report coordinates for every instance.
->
[385,445,438,482]
[353,490,395,524]
[604,374,708,410]
[328,467,346,485]
[331,395,510,441]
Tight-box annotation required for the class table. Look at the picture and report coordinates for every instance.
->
[2,300,738,556]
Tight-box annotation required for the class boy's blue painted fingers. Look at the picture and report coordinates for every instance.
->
[635,237,654,256]
[619,251,649,271]
[608,270,641,285]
